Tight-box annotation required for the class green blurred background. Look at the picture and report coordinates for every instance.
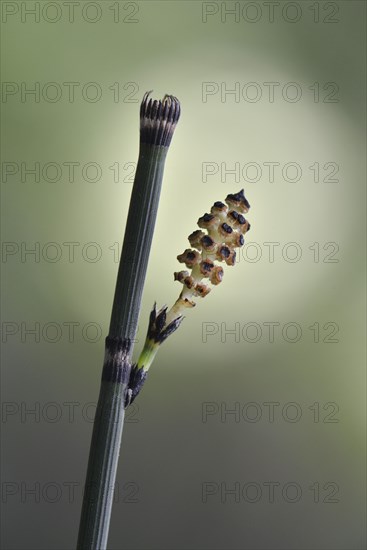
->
[1,1,366,548]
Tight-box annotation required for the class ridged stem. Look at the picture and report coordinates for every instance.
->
[109,143,167,339]
[77,93,180,550]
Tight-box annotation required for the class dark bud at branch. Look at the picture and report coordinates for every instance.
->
[147,303,184,345]
[126,365,148,406]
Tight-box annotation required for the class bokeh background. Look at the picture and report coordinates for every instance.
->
[1,1,366,549]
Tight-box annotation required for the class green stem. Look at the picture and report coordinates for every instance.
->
[77,93,180,550]
[136,338,160,371]
[109,143,167,339]
[77,338,130,550]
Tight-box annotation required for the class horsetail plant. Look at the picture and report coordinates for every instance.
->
[77,92,180,550]
[135,189,251,380]
[77,91,251,550]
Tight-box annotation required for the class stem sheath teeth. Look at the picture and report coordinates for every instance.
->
[140,91,181,147]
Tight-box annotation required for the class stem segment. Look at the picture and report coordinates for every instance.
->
[77,92,180,550]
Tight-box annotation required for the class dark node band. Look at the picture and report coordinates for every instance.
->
[105,335,131,356]
[102,336,132,384]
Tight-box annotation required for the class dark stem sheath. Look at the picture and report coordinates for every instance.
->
[77,93,180,550]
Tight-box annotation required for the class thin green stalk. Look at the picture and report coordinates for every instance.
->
[77,92,180,550]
